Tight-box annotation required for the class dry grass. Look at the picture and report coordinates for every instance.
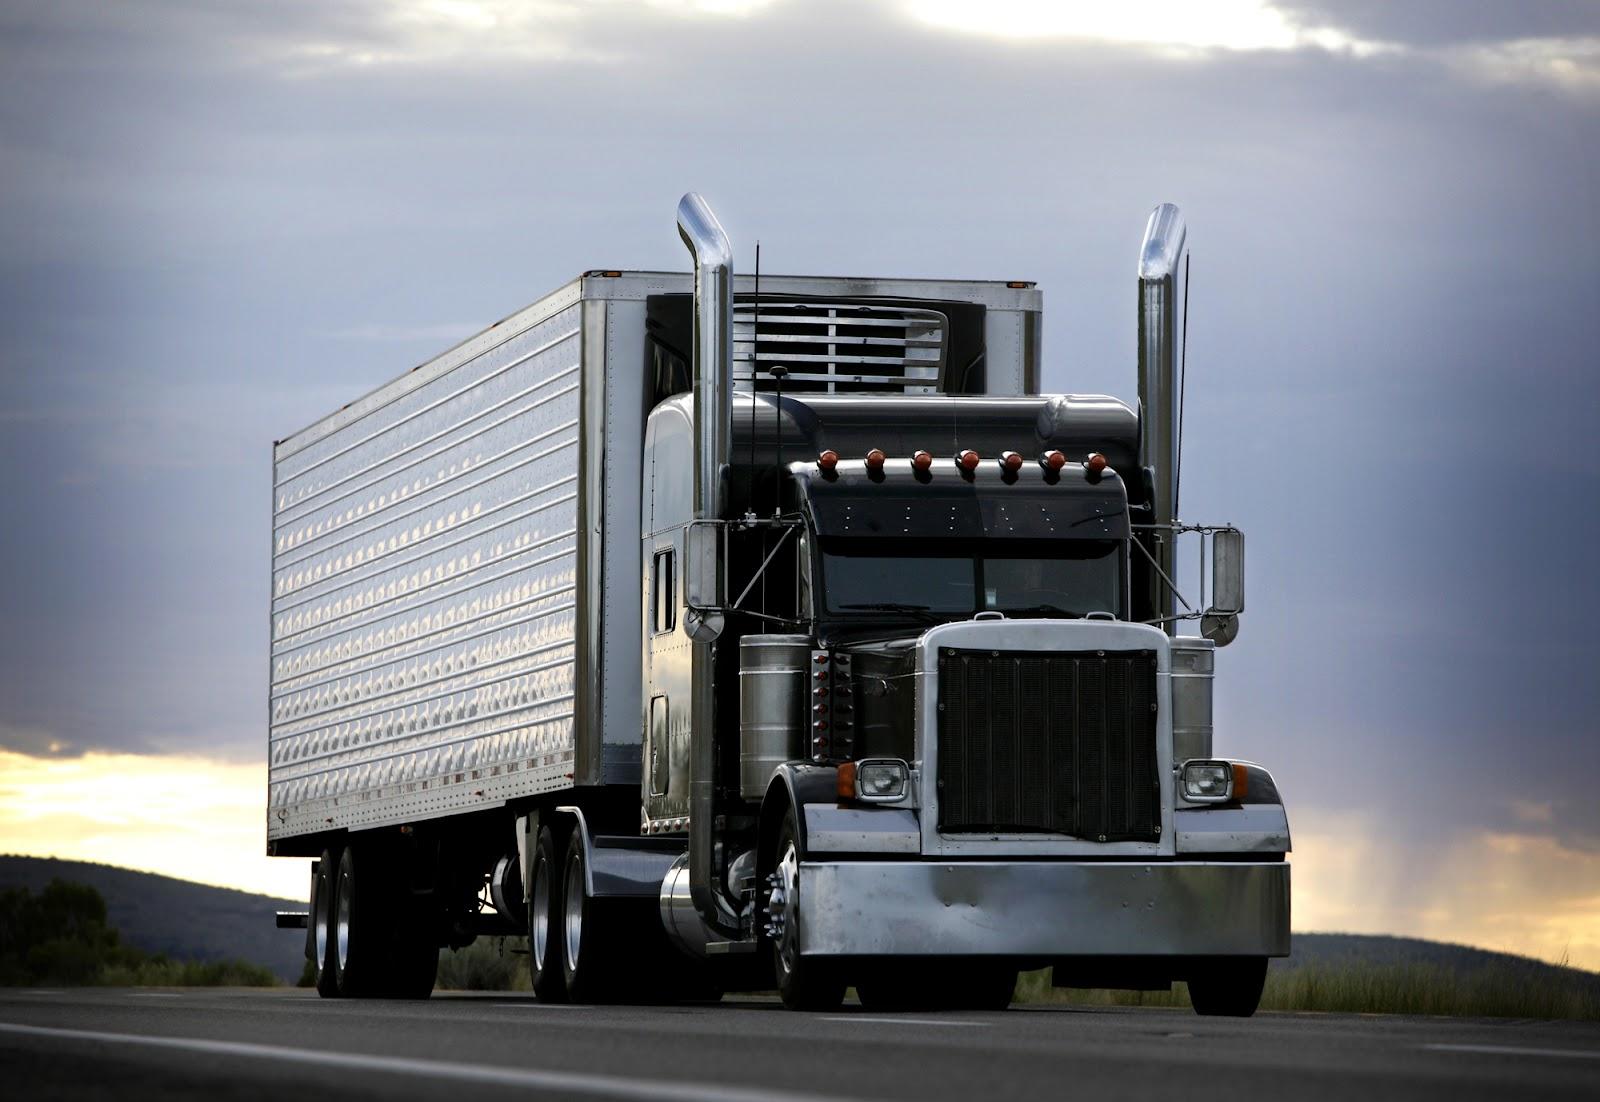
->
[435,937,531,991]
[1016,960,1600,1021]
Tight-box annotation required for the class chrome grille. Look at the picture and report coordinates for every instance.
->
[734,302,946,393]
[935,647,1160,841]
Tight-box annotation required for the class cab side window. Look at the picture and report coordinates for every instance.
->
[652,547,676,635]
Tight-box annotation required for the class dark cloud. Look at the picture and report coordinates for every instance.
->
[1278,0,1600,47]
[1,1,1597,857]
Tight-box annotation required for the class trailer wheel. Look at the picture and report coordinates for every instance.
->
[527,825,567,1002]
[381,887,438,1000]
[332,843,376,997]
[770,812,845,1012]
[1187,957,1268,1017]
[560,824,618,1003]
[311,848,341,998]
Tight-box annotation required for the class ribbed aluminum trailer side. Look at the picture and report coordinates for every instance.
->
[267,272,1043,852]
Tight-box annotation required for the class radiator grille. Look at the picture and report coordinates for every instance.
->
[734,302,946,393]
[935,648,1160,841]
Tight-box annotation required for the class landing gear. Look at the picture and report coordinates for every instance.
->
[768,811,846,1012]
[1187,957,1268,1017]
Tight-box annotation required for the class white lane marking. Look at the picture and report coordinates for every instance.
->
[1423,1043,1600,1062]
[821,1016,987,1027]
[0,1022,863,1102]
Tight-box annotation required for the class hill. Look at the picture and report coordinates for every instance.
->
[0,856,304,983]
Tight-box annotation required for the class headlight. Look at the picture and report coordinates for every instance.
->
[1181,759,1233,802]
[855,758,909,801]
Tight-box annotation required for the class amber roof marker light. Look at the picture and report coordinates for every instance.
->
[957,449,981,473]
[864,448,886,473]
[1041,450,1067,472]
[1000,451,1023,473]
[818,449,839,474]
[911,450,933,474]
[1085,452,1109,474]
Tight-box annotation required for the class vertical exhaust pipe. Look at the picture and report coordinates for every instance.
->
[1137,203,1187,634]
[675,192,738,933]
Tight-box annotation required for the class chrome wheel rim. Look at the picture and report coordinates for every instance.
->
[532,854,551,968]
[335,867,352,973]
[773,841,799,977]
[563,854,584,972]
[313,868,330,966]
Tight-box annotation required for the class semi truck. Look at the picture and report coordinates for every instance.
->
[269,194,1290,1015]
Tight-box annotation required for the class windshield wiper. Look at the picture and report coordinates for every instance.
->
[836,602,944,622]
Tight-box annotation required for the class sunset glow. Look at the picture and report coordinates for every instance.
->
[4,749,1596,970]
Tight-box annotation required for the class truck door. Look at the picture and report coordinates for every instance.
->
[641,402,695,829]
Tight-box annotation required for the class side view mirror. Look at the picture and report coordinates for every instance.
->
[683,520,724,641]
[1203,527,1244,646]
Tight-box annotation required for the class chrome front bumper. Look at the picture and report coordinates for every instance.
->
[798,860,1290,958]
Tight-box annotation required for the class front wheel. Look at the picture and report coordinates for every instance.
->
[769,811,846,1012]
[1187,957,1268,1017]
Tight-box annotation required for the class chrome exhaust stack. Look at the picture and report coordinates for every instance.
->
[675,192,739,936]
[1137,203,1187,633]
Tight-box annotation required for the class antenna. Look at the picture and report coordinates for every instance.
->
[769,365,786,518]
[1174,252,1190,520]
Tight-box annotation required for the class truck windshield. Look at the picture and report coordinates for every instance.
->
[820,538,1124,620]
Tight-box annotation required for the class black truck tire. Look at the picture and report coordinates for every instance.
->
[560,824,619,1003]
[332,843,376,997]
[528,826,568,1002]
[311,848,341,998]
[1187,957,1268,1017]
[857,962,1016,1012]
[380,884,439,1000]
[331,839,439,999]
[771,811,846,1012]
[949,966,1017,1011]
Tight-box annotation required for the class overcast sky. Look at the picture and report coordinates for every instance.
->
[1,0,1597,962]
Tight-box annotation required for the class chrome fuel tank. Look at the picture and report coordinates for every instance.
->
[738,634,812,800]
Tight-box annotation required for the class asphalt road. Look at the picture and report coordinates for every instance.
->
[2,987,1597,1102]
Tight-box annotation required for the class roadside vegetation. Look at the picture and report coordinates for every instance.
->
[435,937,532,991]
[1018,957,1600,1021]
[0,879,277,987]
[427,934,1600,1021]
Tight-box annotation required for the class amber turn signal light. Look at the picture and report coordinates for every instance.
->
[836,761,857,800]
